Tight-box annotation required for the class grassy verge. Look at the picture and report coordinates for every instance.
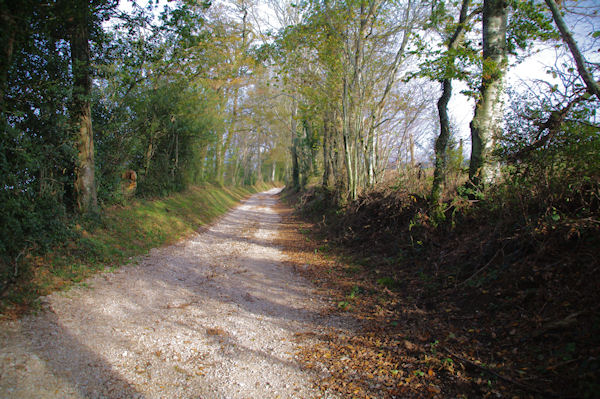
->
[1,183,276,318]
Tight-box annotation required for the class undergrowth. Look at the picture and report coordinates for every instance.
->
[0,183,274,317]
[290,169,599,398]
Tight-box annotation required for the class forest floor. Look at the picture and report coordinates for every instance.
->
[0,188,351,398]
[280,189,600,399]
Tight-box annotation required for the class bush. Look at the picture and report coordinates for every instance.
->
[494,92,600,233]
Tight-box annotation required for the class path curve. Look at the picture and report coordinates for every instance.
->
[0,188,342,398]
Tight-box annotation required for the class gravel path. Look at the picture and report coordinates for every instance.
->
[0,188,345,398]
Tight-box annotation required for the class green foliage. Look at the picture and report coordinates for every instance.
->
[376,276,399,289]
[349,284,361,299]
[491,89,600,235]
[412,0,481,84]
[456,184,485,201]
[506,0,558,54]
[0,0,235,295]
[93,3,222,200]
[1,23,75,286]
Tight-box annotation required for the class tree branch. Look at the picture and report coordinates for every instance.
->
[507,87,594,161]
[545,0,600,100]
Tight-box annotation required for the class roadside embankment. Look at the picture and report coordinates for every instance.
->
[1,183,278,317]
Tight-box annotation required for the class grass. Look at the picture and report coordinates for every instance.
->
[1,183,276,318]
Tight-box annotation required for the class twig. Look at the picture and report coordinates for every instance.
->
[545,357,581,372]
[531,311,586,338]
[457,248,502,287]
[444,349,564,398]
[13,247,27,278]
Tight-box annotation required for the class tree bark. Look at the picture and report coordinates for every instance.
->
[342,77,356,200]
[0,10,17,112]
[256,148,263,183]
[216,87,239,185]
[197,144,208,182]
[322,111,335,188]
[290,101,300,189]
[431,0,473,202]
[469,0,507,186]
[331,111,347,204]
[70,6,97,213]
[409,133,415,167]
[431,80,453,203]
[271,162,276,182]
[214,128,223,184]
[172,132,179,180]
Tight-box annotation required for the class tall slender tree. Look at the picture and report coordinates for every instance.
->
[430,0,480,203]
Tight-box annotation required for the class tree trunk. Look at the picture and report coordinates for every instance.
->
[431,79,452,203]
[322,110,335,189]
[144,137,154,176]
[331,111,347,205]
[197,144,208,182]
[469,0,507,186]
[256,155,263,183]
[217,87,239,185]
[70,7,97,213]
[0,10,16,113]
[409,133,415,167]
[343,132,356,201]
[342,77,358,201]
[271,162,276,182]
[322,116,331,187]
[290,101,300,189]
[431,0,472,202]
[365,125,376,187]
[214,129,223,184]
[172,132,178,180]
[256,130,263,183]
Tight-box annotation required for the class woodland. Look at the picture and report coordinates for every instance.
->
[1,0,599,397]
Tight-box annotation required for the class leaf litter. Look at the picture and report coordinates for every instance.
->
[276,190,599,399]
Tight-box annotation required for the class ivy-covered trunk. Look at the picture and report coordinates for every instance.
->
[70,5,97,213]
[469,0,507,186]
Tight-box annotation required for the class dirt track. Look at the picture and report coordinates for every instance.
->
[0,188,346,398]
